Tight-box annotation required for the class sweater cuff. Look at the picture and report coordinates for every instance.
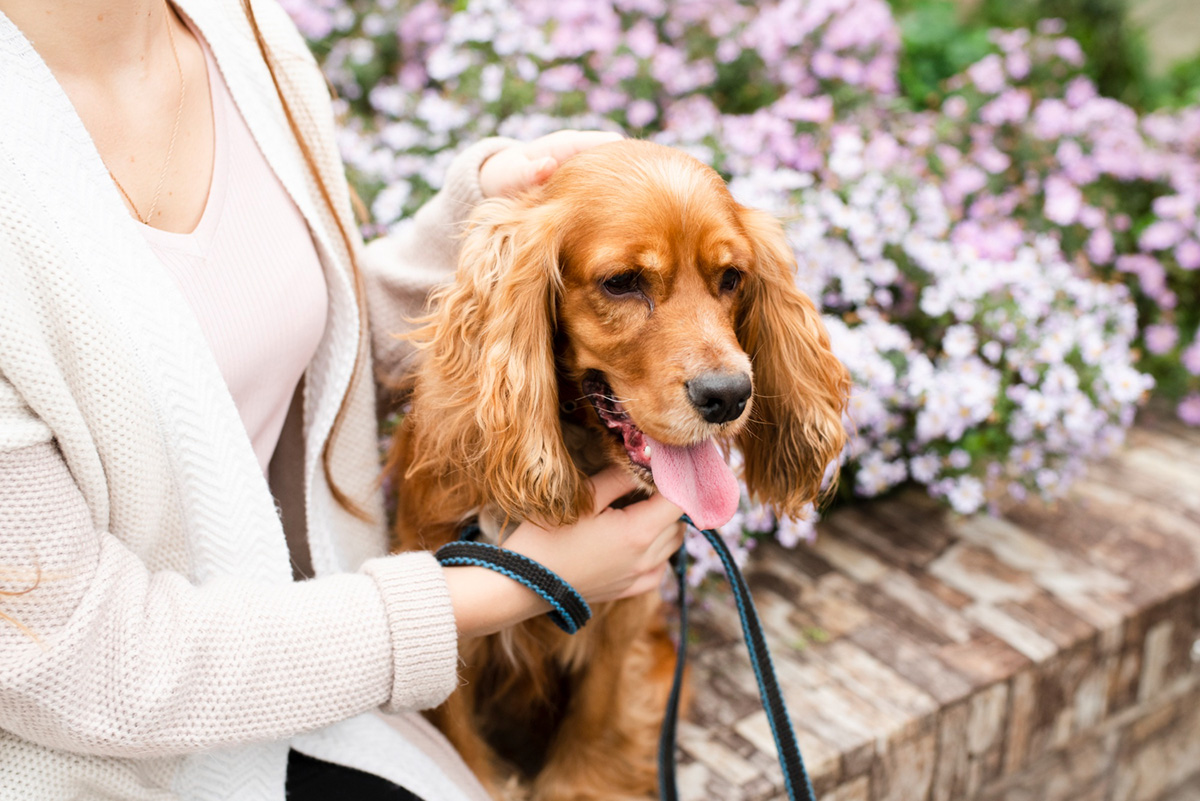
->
[361,552,459,712]
[440,136,518,218]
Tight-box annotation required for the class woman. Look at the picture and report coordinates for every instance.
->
[0,1,684,799]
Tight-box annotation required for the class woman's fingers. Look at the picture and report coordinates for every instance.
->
[587,466,640,511]
[480,130,624,198]
[624,491,683,541]
[534,129,623,163]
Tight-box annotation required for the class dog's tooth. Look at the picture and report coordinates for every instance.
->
[643,445,652,460]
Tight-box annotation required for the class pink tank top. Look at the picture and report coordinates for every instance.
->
[140,30,328,475]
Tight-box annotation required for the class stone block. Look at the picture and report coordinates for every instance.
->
[819,775,870,801]
[930,702,970,801]
[870,720,937,801]
[672,420,1200,801]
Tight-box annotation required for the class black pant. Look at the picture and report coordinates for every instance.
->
[286,749,424,800]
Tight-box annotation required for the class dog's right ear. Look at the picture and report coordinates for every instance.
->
[404,197,589,527]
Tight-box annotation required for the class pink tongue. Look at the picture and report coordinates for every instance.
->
[645,435,740,530]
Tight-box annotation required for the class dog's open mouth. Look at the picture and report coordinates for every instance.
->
[583,373,652,472]
[582,372,741,530]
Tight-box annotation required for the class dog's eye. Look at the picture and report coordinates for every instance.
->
[602,272,642,296]
[719,268,742,293]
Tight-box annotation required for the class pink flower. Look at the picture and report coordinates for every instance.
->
[626,19,658,59]
[953,219,1022,260]
[396,0,444,47]
[398,62,428,93]
[1034,99,1072,139]
[1176,239,1200,270]
[1055,140,1098,185]
[864,133,902,171]
[976,147,1011,174]
[775,93,833,123]
[1144,324,1179,355]
[1005,51,1031,80]
[1078,206,1105,229]
[943,96,968,119]
[282,2,335,39]
[1139,220,1186,251]
[1086,228,1114,264]
[980,89,1031,126]
[1183,340,1200,375]
[993,29,1031,52]
[587,86,627,114]
[1178,394,1200,426]
[811,50,838,79]
[1054,38,1085,66]
[968,55,1006,94]
[1117,254,1168,300]
[1152,195,1195,224]
[716,38,740,63]
[935,144,962,170]
[538,64,586,93]
[865,56,897,93]
[944,165,988,207]
[1044,175,1083,226]
[626,99,657,128]
[1065,76,1096,108]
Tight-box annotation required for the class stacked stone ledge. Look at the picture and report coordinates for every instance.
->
[678,414,1200,801]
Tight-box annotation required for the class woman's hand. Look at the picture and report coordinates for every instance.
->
[442,467,683,639]
[479,130,623,199]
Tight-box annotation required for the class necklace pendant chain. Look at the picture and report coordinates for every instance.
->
[109,2,187,226]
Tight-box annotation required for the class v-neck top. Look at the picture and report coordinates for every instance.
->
[140,26,328,474]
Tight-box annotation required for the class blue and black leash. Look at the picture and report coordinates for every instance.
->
[435,524,592,634]
[660,518,817,801]
[434,517,816,801]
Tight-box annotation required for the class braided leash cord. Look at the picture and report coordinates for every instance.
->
[434,539,592,634]
[659,518,817,801]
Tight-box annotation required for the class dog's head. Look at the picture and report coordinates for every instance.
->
[406,139,849,529]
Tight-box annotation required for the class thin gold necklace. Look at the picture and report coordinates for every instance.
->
[108,3,187,226]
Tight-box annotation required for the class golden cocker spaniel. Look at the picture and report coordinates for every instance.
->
[387,139,849,800]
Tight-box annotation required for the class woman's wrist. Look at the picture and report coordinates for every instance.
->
[442,564,550,639]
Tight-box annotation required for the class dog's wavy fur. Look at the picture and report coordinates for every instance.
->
[387,140,849,800]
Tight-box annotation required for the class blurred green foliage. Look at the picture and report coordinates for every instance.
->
[890,0,1200,111]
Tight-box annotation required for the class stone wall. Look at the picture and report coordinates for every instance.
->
[677,416,1200,801]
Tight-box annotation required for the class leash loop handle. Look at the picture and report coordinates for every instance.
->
[435,540,592,634]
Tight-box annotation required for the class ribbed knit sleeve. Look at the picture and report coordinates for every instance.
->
[0,442,458,758]
[360,554,458,713]
[362,136,516,388]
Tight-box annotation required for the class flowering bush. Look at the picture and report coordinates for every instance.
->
[295,1,1198,581]
[288,0,898,228]
[748,162,1147,514]
[907,25,1200,427]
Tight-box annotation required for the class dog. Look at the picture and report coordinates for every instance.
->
[386,139,849,800]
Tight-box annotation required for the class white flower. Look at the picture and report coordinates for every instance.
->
[909,453,941,483]
[829,132,866,180]
[776,512,817,547]
[943,324,978,360]
[1103,363,1152,404]
[947,476,985,514]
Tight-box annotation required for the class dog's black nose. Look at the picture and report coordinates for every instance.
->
[687,371,752,424]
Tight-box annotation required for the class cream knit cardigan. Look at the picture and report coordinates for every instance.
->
[0,1,504,799]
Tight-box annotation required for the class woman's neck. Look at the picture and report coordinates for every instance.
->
[0,0,175,79]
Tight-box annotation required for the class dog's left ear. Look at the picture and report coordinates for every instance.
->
[405,197,590,527]
[735,207,850,518]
